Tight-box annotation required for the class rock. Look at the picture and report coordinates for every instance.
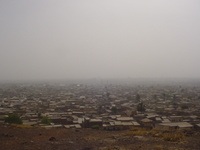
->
[111,136,117,139]
[81,147,93,150]
[68,141,74,144]
[2,133,14,137]
[21,141,28,144]
[49,137,56,141]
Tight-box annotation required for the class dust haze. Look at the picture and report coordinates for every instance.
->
[0,0,200,81]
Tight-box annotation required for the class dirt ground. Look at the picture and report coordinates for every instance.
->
[0,125,200,150]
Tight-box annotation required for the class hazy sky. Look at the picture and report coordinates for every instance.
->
[0,0,200,81]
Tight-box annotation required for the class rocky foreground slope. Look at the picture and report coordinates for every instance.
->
[0,125,200,150]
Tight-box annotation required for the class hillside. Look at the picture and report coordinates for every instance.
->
[1,125,200,150]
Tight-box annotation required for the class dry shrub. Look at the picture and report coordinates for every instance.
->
[126,127,148,136]
[154,145,163,150]
[148,128,165,137]
[148,128,185,142]
[84,136,98,141]
[126,127,185,142]
[161,133,185,142]
[130,127,143,131]
[10,124,33,129]
[148,128,158,136]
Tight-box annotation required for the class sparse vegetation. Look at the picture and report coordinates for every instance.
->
[137,102,145,112]
[38,112,42,119]
[92,125,100,129]
[181,105,189,109]
[111,106,117,114]
[136,93,141,101]
[4,114,23,124]
[41,116,52,124]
